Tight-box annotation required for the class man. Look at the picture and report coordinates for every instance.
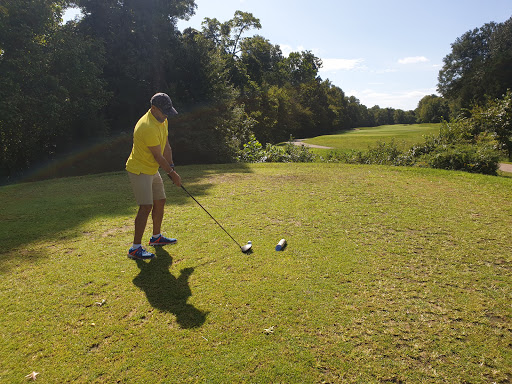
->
[125,93,182,260]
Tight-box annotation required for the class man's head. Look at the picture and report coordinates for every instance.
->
[150,93,178,121]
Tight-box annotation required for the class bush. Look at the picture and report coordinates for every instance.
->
[322,150,364,164]
[323,140,413,167]
[422,143,500,175]
[404,116,503,175]
[267,142,316,163]
[237,135,316,163]
[237,135,266,163]
[363,140,414,166]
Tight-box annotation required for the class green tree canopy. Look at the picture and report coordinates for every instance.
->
[201,10,261,58]
[239,35,283,86]
[0,0,108,179]
[438,16,512,111]
[75,0,197,131]
[416,94,450,123]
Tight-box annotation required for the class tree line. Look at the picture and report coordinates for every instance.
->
[0,1,414,181]
[0,2,510,182]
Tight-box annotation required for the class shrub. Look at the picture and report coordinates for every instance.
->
[323,140,413,167]
[237,135,316,163]
[322,150,364,164]
[363,140,414,166]
[422,143,500,175]
[237,135,266,163]
[279,140,316,163]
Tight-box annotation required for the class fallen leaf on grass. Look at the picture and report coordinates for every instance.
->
[25,371,39,380]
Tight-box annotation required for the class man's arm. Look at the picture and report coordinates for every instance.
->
[163,138,174,169]
[148,144,181,187]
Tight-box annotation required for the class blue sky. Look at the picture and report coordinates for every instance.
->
[65,0,512,110]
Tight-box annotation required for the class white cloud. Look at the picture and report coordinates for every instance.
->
[348,88,438,110]
[279,44,325,58]
[319,58,365,72]
[398,56,429,65]
[279,44,293,57]
[279,44,307,57]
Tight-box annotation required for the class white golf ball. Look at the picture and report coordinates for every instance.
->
[248,241,252,244]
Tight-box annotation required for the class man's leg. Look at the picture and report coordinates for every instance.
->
[134,204,153,244]
[149,197,177,246]
[127,172,157,259]
[151,198,166,236]
[147,173,175,246]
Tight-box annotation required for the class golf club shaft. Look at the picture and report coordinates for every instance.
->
[181,185,242,248]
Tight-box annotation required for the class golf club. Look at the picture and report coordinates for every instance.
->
[180,184,252,253]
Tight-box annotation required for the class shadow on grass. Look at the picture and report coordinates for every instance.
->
[0,164,253,271]
[132,247,208,329]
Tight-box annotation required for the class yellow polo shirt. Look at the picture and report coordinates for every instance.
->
[126,110,168,175]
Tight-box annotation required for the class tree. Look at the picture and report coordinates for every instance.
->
[372,107,394,126]
[345,96,374,127]
[239,35,283,86]
[487,89,512,159]
[284,51,322,86]
[201,11,262,91]
[438,16,512,111]
[302,79,336,136]
[487,18,512,100]
[202,11,261,59]
[326,85,349,131]
[0,0,108,180]
[174,28,231,104]
[472,89,512,159]
[75,0,197,131]
[169,28,249,164]
[416,95,450,123]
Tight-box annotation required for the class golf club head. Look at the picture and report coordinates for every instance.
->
[241,243,252,253]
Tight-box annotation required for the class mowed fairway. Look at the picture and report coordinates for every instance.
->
[1,163,511,383]
[302,124,441,154]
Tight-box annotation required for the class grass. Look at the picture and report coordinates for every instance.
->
[1,163,512,383]
[302,124,441,156]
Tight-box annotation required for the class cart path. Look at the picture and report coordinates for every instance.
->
[500,163,512,173]
[290,139,333,149]
[291,139,512,173]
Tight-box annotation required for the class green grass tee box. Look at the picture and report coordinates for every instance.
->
[1,163,511,383]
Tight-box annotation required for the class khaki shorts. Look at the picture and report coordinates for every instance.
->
[127,171,166,205]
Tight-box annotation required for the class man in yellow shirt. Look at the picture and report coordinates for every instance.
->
[126,93,182,260]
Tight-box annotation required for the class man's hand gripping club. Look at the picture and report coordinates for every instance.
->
[167,170,182,187]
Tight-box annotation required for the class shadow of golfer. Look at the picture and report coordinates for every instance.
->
[132,248,207,329]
